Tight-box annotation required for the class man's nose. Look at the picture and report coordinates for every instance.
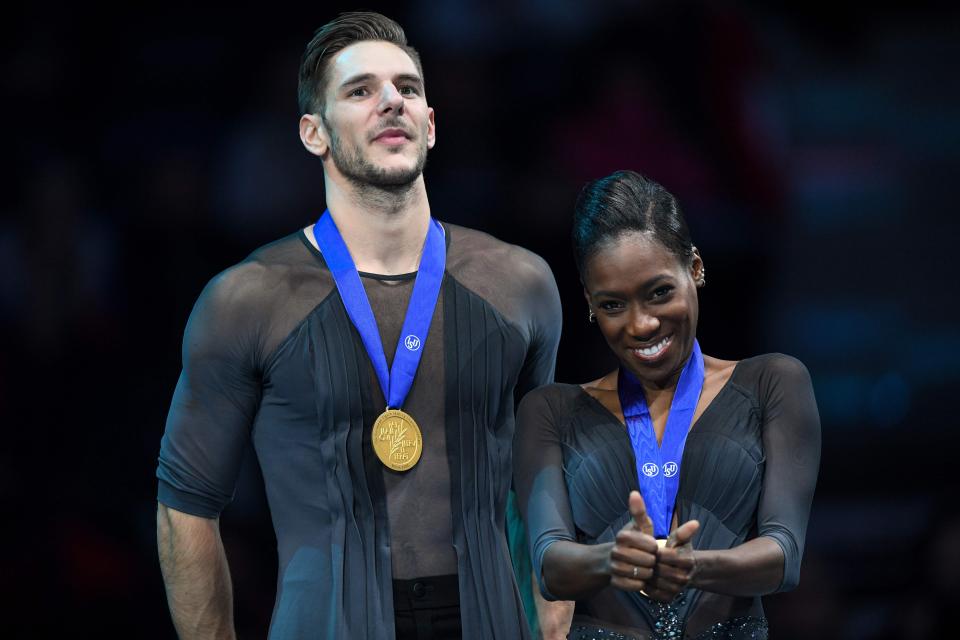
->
[378,83,404,114]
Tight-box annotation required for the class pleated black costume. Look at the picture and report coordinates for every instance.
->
[157,223,561,639]
[514,354,820,639]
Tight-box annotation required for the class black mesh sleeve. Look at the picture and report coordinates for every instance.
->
[755,355,821,591]
[514,252,562,401]
[156,267,264,518]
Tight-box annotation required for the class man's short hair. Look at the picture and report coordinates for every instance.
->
[298,11,424,116]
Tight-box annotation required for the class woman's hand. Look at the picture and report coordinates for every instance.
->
[642,519,700,603]
[608,491,659,592]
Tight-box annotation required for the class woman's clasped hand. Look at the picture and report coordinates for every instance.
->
[608,491,699,602]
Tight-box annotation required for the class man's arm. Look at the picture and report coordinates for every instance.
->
[531,572,575,640]
[157,503,236,640]
[156,266,267,638]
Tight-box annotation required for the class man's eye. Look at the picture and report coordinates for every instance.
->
[349,87,368,97]
[399,85,419,96]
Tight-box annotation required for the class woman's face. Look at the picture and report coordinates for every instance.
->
[583,231,703,387]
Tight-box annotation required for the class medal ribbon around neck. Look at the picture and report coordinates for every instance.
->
[617,339,705,538]
[313,210,445,470]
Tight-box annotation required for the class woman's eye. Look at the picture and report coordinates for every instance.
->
[652,286,673,299]
[599,301,624,311]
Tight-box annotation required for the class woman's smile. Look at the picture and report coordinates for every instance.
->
[629,335,673,362]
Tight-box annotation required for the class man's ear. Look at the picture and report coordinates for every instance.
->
[426,107,436,150]
[299,113,329,157]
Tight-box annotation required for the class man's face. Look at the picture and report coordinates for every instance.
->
[320,41,435,188]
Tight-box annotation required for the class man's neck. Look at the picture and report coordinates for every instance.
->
[315,174,432,275]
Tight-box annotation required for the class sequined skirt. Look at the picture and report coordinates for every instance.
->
[566,616,768,640]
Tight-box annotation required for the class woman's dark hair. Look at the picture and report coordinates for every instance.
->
[572,170,695,277]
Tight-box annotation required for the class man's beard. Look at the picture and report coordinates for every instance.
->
[325,117,428,190]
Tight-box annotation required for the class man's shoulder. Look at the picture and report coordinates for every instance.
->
[245,229,316,273]
[444,222,554,288]
[199,230,318,313]
[443,222,560,337]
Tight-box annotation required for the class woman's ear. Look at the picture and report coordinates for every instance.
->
[691,247,705,288]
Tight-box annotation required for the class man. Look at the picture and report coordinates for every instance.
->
[156,12,563,640]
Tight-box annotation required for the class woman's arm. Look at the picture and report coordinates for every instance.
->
[541,540,614,599]
[652,355,821,598]
[514,391,661,602]
[687,537,785,596]
[644,533,782,600]
[513,388,579,601]
[542,492,659,600]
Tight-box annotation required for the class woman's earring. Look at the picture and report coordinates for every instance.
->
[588,309,596,323]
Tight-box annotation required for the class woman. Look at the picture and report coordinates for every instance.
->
[514,170,820,640]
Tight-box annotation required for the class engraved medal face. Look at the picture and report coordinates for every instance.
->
[371,409,423,471]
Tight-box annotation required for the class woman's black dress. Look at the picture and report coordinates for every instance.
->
[514,354,821,640]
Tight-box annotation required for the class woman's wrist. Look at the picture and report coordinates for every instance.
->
[596,541,616,581]
[543,540,616,599]
[683,538,784,596]
[687,549,705,589]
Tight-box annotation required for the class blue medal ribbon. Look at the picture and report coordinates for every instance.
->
[617,340,705,538]
[313,210,445,410]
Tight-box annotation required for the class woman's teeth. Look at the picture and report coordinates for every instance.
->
[633,336,671,358]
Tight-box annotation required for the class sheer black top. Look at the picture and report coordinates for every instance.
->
[513,354,820,638]
[157,223,561,640]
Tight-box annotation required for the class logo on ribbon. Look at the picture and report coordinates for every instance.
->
[662,461,678,477]
[642,462,659,477]
[404,335,421,351]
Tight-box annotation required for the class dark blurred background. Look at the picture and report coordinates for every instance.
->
[3,1,958,638]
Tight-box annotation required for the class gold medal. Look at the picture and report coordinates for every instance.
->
[371,409,423,471]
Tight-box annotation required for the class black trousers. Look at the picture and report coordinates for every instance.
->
[393,574,462,640]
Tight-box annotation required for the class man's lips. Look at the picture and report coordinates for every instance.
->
[373,128,411,145]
